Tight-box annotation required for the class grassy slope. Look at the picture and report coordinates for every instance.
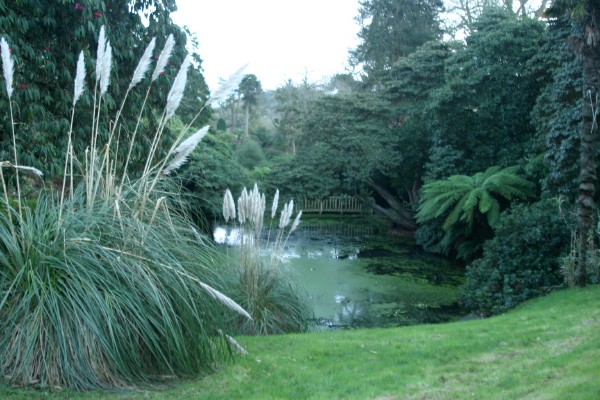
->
[2,286,599,399]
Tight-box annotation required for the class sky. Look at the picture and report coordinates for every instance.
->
[171,0,362,92]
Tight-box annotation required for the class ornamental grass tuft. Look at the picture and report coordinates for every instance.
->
[0,27,248,389]
[221,185,312,335]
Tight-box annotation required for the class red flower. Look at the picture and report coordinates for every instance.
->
[19,83,26,89]
[94,11,102,18]
[44,47,51,52]
[74,2,83,11]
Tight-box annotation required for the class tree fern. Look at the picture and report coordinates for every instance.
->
[417,165,535,259]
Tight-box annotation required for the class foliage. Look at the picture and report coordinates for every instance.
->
[425,8,545,179]
[461,199,571,315]
[221,185,312,335]
[416,166,534,259]
[0,190,233,389]
[236,138,266,170]
[547,0,600,287]
[178,133,251,221]
[273,79,322,155]
[0,25,248,389]
[238,74,262,107]
[350,0,444,84]
[264,147,345,201]
[0,0,209,177]
[530,17,582,198]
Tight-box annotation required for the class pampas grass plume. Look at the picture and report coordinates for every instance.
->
[165,54,191,121]
[174,124,209,155]
[279,202,289,229]
[290,210,302,233]
[152,34,175,81]
[163,124,208,175]
[100,43,112,95]
[207,64,247,107]
[271,189,279,219]
[1,37,14,98]
[0,162,43,177]
[95,26,106,83]
[129,37,156,89]
[223,189,236,223]
[73,51,86,106]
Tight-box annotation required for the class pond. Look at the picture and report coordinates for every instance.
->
[214,216,465,330]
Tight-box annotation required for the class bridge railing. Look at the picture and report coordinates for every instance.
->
[301,196,370,214]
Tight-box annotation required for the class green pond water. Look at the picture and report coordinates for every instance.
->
[215,216,465,329]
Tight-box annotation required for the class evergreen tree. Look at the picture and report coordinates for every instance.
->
[547,0,600,286]
[350,0,444,85]
[0,0,208,178]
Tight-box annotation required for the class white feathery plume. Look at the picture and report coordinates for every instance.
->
[206,64,247,107]
[237,196,245,224]
[281,200,294,228]
[173,125,209,155]
[162,152,188,176]
[73,51,86,106]
[16,165,43,177]
[279,202,289,229]
[95,26,106,83]
[129,37,156,89]
[227,190,236,222]
[223,189,236,222]
[254,192,265,234]
[223,191,231,222]
[238,187,249,224]
[163,125,209,175]
[100,42,112,95]
[165,54,191,121]
[248,183,259,222]
[151,34,175,81]
[1,37,14,98]
[15,165,43,177]
[271,189,279,219]
[0,162,43,177]
[290,210,302,233]
[198,280,252,320]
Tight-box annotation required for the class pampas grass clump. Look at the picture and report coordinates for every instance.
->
[0,27,249,389]
[222,185,312,335]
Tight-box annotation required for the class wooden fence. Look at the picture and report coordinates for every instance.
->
[301,196,369,214]
[300,222,375,237]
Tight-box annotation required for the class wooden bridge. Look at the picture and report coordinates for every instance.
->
[301,197,370,214]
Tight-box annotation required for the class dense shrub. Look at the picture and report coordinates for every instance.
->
[236,139,266,170]
[461,199,571,315]
[179,133,251,221]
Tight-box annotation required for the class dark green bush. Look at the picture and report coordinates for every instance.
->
[179,134,251,221]
[236,139,266,170]
[461,199,571,315]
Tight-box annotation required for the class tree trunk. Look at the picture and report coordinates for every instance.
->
[365,179,416,232]
[577,34,600,287]
[244,103,250,137]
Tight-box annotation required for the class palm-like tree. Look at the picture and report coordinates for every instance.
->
[417,166,534,259]
[547,0,600,286]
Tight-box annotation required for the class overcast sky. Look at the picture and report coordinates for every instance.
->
[171,0,362,92]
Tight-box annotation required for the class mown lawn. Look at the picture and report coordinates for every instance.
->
[2,286,599,399]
